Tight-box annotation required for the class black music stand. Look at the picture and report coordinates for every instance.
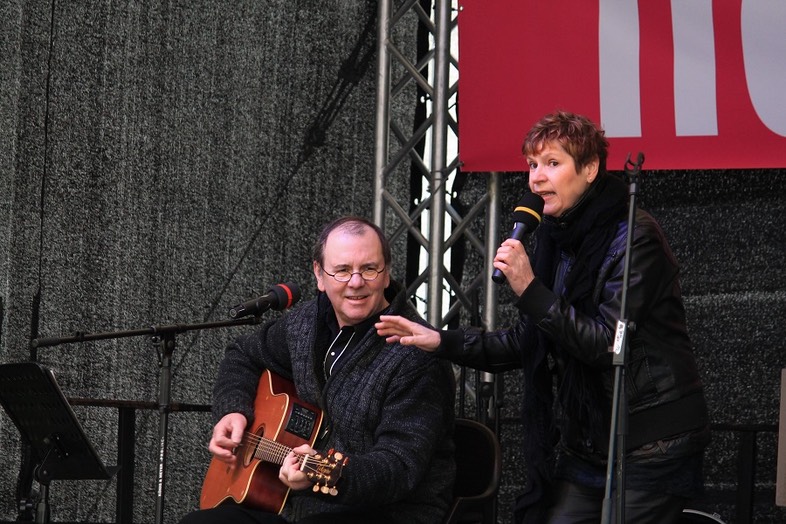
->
[0,361,119,524]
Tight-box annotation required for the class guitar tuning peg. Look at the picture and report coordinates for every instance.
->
[329,487,338,496]
[312,484,321,493]
[320,485,330,494]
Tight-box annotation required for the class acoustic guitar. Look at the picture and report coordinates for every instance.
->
[200,369,348,513]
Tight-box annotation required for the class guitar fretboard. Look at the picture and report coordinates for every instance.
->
[245,433,292,465]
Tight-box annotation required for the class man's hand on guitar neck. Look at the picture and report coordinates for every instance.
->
[208,412,247,464]
[279,444,317,490]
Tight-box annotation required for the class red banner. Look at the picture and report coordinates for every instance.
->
[458,0,786,171]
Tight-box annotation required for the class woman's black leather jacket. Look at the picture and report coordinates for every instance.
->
[438,208,708,453]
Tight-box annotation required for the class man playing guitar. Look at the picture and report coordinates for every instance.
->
[180,217,456,524]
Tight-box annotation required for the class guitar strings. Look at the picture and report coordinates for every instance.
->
[242,432,290,463]
[239,432,334,477]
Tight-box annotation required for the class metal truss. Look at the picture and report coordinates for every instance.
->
[372,0,503,429]
[372,0,502,332]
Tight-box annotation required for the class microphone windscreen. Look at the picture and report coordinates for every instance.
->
[512,193,544,227]
[269,282,301,310]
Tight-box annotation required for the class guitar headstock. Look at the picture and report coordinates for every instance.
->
[304,448,349,496]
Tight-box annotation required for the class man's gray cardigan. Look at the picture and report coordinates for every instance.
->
[212,281,456,523]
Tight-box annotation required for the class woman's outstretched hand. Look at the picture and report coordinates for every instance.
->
[375,315,441,351]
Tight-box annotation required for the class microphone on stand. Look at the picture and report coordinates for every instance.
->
[229,282,301,319]
[491,192,545,284]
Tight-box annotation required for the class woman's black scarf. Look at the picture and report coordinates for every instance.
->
[514,173,628,523]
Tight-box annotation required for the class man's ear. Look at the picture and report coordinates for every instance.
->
[313,261,326,292]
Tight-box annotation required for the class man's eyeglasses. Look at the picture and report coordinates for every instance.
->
[321,266,386,282]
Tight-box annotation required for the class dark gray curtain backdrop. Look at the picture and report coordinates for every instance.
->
[2,1,785,524]
[1,1,414,522]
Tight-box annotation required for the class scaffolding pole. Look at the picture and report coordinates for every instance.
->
[373,0,501,415]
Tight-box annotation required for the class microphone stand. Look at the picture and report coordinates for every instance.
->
[600,152,644,524]
[31,315,264,524]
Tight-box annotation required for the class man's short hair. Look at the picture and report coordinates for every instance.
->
[312,216,392,268]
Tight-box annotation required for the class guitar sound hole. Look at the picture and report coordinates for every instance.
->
[242,424,264,467]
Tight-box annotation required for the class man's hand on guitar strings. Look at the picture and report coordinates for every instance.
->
[208,412,248,465]
[279,444,316,490]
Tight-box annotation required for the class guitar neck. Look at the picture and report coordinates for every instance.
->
[248,433,293,466]
[247,433,341,483]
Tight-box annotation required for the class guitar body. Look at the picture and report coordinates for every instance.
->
[200,369,324,513]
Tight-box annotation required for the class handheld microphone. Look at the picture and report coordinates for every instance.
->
[229,282,301,319]
[491,193,545,284]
